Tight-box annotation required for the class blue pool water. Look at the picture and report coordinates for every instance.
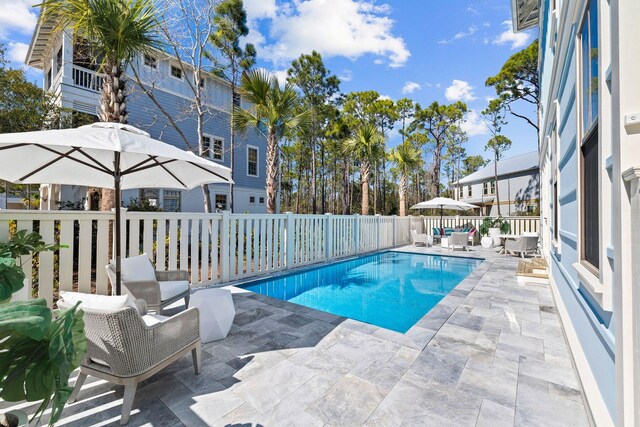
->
[242,251,482,333]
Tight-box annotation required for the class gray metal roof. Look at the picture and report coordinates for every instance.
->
[457,151,539,184]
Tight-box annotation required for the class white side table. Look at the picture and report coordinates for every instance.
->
[189,288,235,343]
[441,237,449,248]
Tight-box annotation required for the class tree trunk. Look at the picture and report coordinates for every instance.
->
[229,89,236,213]
[373,161,378,215]
[342,159,350,215]
[320,142,325,214]
[311,135,317,214]
[99,64,126,211]
[399,173,407,216]
[494,151,501,216]
[266,131,279,213]
[361,162,370,215]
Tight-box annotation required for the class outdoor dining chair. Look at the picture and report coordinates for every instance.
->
[57,292,201,425]
[504,235,539,258]
[106,253,190,314]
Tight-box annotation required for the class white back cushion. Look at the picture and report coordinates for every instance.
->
[58,291,137,312]
[120,254,156,282]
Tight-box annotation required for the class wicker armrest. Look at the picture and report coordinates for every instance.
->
[147,307,200,366]
[122,280,161,306]
[155,270,189,282]
[133,299,148,315]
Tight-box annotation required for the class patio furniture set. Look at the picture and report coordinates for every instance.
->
[58,254,236,425]
[411,227,540,258]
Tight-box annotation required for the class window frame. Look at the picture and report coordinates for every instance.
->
[163,190,182,212]
[170,64,183,80]
[247,145,259,177]
[215,193,228,211]
[467,185,472,198]
[249,196,256,204]
[202,134,224,161]
[143,54,157,69]
[55,47,63,75]
[576,0,600,277]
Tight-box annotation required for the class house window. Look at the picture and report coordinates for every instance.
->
[579,0,599,272]
[247,146,258,176]
[467,185,472,198]
[259,197,265,204]
[552,126,559,243]
[56,47,63,75]
[144,54,157,69]
[163,190,181,212]
[202,135,223,160]
[215,194,227,211]
[140,189,159,207]
[171,65,182,79]
[199,77,206,88]
[483,181,496,196]
[232,92,241,107]
[249,196,256,204]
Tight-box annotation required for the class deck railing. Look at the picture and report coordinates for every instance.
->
[72,66,104,92]
[0,211,538,307]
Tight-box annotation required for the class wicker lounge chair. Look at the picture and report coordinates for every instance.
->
[58,292,201,425]
[504,235,539,258]
[449,232,470,251]
[411,229,432,246]
[106,253,190,314]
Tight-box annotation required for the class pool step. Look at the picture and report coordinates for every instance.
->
[516,258,549,285]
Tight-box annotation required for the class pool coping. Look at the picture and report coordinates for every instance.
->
[197,247,493,351]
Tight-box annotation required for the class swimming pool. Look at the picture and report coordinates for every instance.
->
[241,251,482,333]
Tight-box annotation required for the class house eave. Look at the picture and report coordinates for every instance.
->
[511,0,540,32]
[25,11,57,70]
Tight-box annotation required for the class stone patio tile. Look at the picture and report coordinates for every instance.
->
[437,323,481,344]
[276,312,316,328]
[364,377,430,426]
[497,332,545,360]
[518,358,581,390]
[457,357,518,407]
[174,361,236,394]
[404,346,468,387]
[340,318,380,334]
[476,399,515,427]
[408,382,483,426]
[388,346,421,369]
[233,307,274,327]
[372,326,420,348]
[350,359,407,392]
[447,311,486,331]
[306,374,386,425]
[515,380,589,427]
[404,326,437,348]
[232,360,317,413]
[171,390,246,426]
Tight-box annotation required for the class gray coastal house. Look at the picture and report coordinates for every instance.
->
[26,19,269,213]
[454,151,540,216]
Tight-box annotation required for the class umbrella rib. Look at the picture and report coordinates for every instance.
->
[122,157,177,175]
[19,147,106,181]
[74,148,114,174]
[145,156,187,188]
[32,145,113,175]
[0,143,30,151]
[187,161,230,183]
[121,156,156,174]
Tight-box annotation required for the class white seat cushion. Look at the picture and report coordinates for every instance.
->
[58,291,137,312]
[119,254,156,282]
[159,280,189,301]
[142,313,169,326]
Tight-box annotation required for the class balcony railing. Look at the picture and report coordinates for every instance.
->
[72,65,104,92]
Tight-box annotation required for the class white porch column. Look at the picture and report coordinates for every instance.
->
[285,212,294,268]
[324,213,333,260]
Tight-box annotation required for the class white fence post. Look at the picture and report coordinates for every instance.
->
[325,213,333,260]
[221,210,230,282]
[375,214,381,250]
[285,212,294,269]
[354,215,361,254]
[392,215,397,247]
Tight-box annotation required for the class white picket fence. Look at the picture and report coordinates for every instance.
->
[0,211,538,307]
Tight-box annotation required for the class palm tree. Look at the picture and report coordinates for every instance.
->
[388,141,422,216]
[233,69,310,213]
[344,124,385,215]
[41,0,159,210]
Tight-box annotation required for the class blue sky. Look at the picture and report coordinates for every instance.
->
[1,0,538,162]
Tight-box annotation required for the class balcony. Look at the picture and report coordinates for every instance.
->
[71,65,104,92]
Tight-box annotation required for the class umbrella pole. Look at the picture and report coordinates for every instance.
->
[114,153,122,296]
[440,206,443,235]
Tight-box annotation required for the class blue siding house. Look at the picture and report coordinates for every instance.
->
[512,0,640,425]
[25,20,269,213]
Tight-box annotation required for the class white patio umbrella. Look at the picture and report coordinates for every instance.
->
[410,197,478,234]
[0,122,233,295]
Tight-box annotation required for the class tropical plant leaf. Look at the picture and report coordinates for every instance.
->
[0,299,51,340]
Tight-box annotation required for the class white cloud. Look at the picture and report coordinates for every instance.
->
[493,20,531,49]
[402,81,421,94]
[461,110,489,136]
[373,58,384,65]
[7,42,29,64]
[445,80,477,102]
[438,25,478,44]
[338,69,352,82]
[245,0,410,68]
[0,0,38,39]
[379,94,392,101]
[272,69,289,86]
